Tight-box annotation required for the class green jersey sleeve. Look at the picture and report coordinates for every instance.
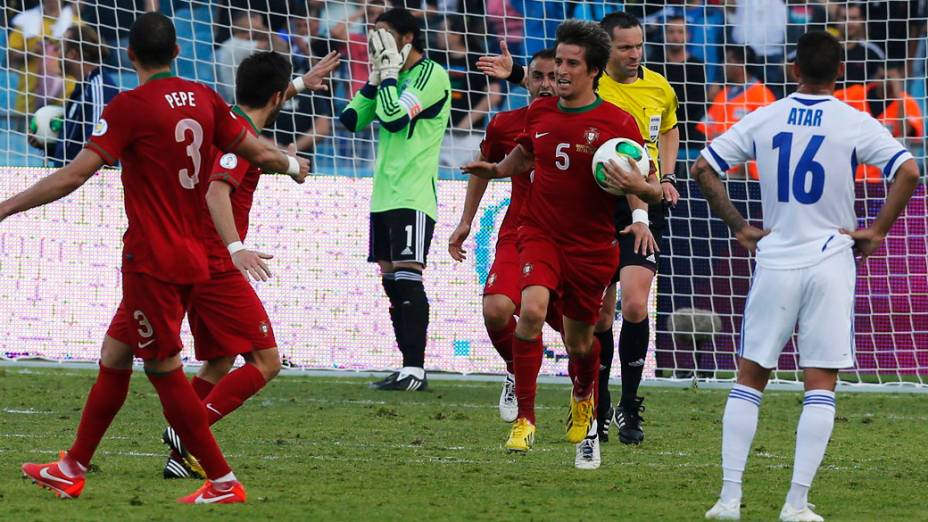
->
[338,83,378,133]
[375,60,450,133]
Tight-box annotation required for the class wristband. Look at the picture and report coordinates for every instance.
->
[286,155,300,176]
[632,208,650,226]
[506,64,525,85]
[291,77,305,93]
[227,241,246,255]
[660,174,677,186]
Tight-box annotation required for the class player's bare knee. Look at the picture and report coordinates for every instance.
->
[595,308,614,332]
[621,299,648,323]
[246,348,282,381]
[100,335,134,370]
[200,356,235,382]
[482,297,514,331]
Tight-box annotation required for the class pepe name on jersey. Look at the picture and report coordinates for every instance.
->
[787,107,823,127]
[163,91,198,109]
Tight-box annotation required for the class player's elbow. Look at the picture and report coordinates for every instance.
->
[339,109,361,133]
[893,160,920,187]
[380,115,410,133]
[205,182,230,209]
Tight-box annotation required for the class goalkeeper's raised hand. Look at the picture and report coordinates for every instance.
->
[367,31,383,86]
[371,28,411,82]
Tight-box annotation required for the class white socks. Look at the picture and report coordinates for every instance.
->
[214,471,238,485]
[786,389,836,509]
[719,384,763,503]
[399,366,425,380]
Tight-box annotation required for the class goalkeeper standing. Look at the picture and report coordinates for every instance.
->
[339,8,451,391]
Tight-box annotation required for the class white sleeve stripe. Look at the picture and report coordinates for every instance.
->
[399,91,423,118]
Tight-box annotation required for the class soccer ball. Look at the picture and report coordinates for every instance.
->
[592,137,649,196]
[29,105,65,145]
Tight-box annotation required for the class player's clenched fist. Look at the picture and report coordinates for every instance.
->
[233,249,274,282]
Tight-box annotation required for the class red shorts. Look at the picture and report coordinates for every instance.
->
[187,270,276,361]
[517,226,619,326]
[483,237,521,305]
[484,236,564,333]
[107,272,192,361]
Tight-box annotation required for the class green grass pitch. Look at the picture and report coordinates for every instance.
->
[1,367,926,521]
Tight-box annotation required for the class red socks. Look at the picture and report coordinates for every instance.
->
[201,363,267,425]
[512,335,544,425]
[571,336,602,402]
[147,367,231,480]
[487,317,517,374]
[191,376,215,400]
[67,364,132,467]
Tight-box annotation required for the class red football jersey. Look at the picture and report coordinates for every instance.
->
[86,73,247,284]
[204,106,262,274]
[517,96,644,251]
[480,106,530,243]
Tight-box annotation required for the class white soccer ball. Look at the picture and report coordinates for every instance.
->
[592,137,650,196]
[29,104,65,145]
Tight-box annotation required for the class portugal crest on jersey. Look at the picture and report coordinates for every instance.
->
[522,263,533,276]
[584,127,600,145]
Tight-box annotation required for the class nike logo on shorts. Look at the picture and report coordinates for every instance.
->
[137,339,155,349]
[534,132,550,138]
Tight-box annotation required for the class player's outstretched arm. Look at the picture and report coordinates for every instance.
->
[462,144,533,180]
[234,133,309,179]
[449,153,492,262]
[692,155,769,253]
[205,181,273,282]
[286,51,341,99]
[840,159,920,259]
[0,148,103,222]
[476,40,526,88]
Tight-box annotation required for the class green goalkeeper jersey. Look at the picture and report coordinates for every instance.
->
[339,58,451,220]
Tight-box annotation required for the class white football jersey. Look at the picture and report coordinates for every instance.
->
[701,92,912,269]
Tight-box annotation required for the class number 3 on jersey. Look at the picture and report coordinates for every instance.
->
[175,119,204,189]
[772,132,825,204]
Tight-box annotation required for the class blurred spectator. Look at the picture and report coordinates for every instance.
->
[29,25,118,166]
[836,3,886,85]
[215,0,291,45]
[697,45,776,179]
[484,0,523,57]
[864,0,928,75]
[784,0,827,59]
[80,0,157,68]
[7,0,80,121]
[834,68,923,181]
[673,1,725,88]
[728,0,788,98]
[215,11,288,102]
[647,11,708,149]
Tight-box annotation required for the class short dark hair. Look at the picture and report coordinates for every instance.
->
[375,8,424,53]
[555,19,611,88]
[600,11,641,38]
[63,25,109,63]
[530,48,556,64]
[235,51,293,108]
[795,31,843,84]
[129,12,176,67]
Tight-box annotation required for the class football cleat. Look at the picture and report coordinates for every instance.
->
[21,453,85,499]
[176,480,246,504]
[498,373,518,422]
[163,450,201,479]
[369,371,400,389]
[565,394,595,444]
[373,372,427,391]
[574,421,601,470]
[615,396,646,445]
[505,418,536,453]
[162,427,206,480]
[705,499,741,520]
[779,503,824,522]
[598,405,613,443]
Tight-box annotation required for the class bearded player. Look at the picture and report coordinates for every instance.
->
[8,13,308,503]
[146,50,339,480]
[447,48,556,424]
[464,19,660,470]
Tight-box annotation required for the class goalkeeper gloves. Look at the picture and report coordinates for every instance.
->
[370,28,412,83]
[367,30,382,86]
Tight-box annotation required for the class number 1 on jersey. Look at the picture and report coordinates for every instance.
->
[772,132,826,204]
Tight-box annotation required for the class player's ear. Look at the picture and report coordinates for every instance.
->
[791,61,801,82]
[172,44,180,60]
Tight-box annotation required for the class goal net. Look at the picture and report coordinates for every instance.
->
[0,1,925,387]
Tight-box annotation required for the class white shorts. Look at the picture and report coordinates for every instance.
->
[740,250,856,369]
